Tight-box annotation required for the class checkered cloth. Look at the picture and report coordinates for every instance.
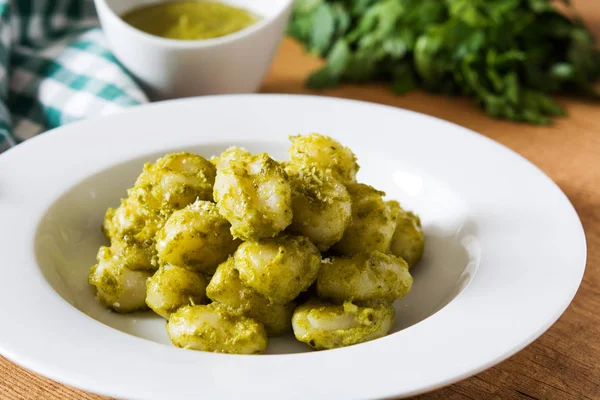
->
[0,0,148,153]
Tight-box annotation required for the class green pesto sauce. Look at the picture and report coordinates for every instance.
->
[121,1,259,41]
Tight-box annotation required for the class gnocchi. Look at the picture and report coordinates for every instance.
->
[89,246,153,313]
[233,235,321,304]
[133,152,216,210]
[103,197,164,247]
[390,207,425,267]
[286,164,352,251]
[146,264,209,318]
[210,146,251,169]
[89,134,423,353]
[288,133,359,185]
[317,251,413,303]
[155,200,238,274]
[206,257,294,335]
[334,184,399,255]
[167,304,268,354]
[292,300,395,350]
[213,152,292,240]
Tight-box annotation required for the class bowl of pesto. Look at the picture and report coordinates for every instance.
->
[0,95,586,399]
[94,0,293,99]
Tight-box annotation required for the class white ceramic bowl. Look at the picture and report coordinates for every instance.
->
[0,95,586,399]
[94,0,293,99]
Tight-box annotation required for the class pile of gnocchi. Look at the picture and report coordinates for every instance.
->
[89,133,424,353]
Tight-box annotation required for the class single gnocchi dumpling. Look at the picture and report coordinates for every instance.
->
[132,152,216,210]
[288,133,359,185]
[213,153,292,240]
[207,257,294,336]
[286,165,352,251]
[166,303,268,354]
[334,184,399,255]
[317,251,412,303]
[146,264,209,318]
[155,200,239,274]
[292,300,394,350]
[88,246,152,313]
[234,235,321,304]
[110,239,157,271]
[102,197,165,246]
[210,147,251,169]
[390,207,425,267]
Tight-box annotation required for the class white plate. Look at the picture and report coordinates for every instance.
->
[0,95,586,400]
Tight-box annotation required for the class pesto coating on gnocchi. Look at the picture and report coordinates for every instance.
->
[132,152,216,210]
[233,235,322,304]
[155,200,239,274]
[288,133,359,185]
[89,134,424,354]
[210,146,251,169]
[167,304,268,354]
[146,264,209,318]
[286,164,352,251]
[292,300,395,350]
[317,251,413,303]
[390,207,425,267]
[89,246,153,313]
[334,184,400,255]
[213,152,293,240]
[103,197,165,249]
[206,257,294,336]
[110,239,157,271]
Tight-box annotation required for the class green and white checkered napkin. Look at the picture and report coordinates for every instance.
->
[0,0,148,153]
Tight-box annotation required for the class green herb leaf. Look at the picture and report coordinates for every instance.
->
[310,3,336,56]
[307,38,351,88]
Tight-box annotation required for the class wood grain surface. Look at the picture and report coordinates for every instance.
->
[1,1,599,399]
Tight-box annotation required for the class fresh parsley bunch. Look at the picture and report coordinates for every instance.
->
[288,0,600,124]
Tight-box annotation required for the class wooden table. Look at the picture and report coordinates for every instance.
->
[2,2,599,398]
